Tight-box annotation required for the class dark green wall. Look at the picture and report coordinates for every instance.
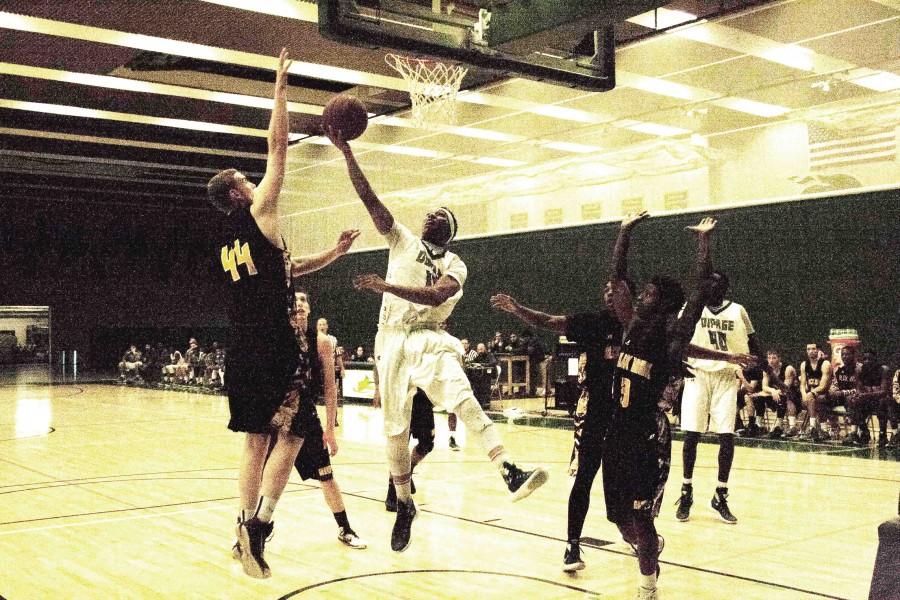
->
[301,189,899,364]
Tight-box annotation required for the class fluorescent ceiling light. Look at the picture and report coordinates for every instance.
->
[0,99,268,136]
[620,121,692,137]
[470,157,525,167]
[0,61,323,114]
[849,70,900,92]
[540,141,601,154]
[198,0,317,21]
[627,8,696,30]
[759,45,814,71]
[0,11,406,91]
[713,97,790,117]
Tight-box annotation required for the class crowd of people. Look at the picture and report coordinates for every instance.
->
[118,338,226,388]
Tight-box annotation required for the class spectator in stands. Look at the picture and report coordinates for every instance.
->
[140,344,160,383]
[204,341,223,388]
[504,332,525,354]
[857,349,894,448]
[736,366,765,437]
[473,342,497,368]
[488,331,505,355]
[760,349,798,438]
[186,338,204,384]
[173,351,190,384]
[351,346,368,362]
[800,342,832,441]
[828,345,865,445]
[521,329,547,396]
[461,338,477,364]
[118,344,143,383]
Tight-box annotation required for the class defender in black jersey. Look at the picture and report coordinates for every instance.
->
[490,277,628,572]
[205,48,360,580]
[602,216,752,600]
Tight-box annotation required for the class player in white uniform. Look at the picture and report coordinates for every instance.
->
[675,270,773,525]
[327,126,549,553]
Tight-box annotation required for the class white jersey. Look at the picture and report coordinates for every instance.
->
[378,222,467,327]
[685,300,754,373]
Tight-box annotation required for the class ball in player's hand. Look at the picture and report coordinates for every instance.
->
[322,94,368,141]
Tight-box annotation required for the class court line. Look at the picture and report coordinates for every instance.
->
[277,569,602,598]
[335,489,852,600]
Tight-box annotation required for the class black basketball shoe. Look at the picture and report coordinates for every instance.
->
[711,487,738,524]
[502,462,549,502]
[562,541,585,572]
[674,484,693,522]
[385,479,397,512]
[390,498,418,552]
[237,517,274,578]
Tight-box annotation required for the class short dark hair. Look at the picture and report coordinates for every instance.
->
[207,168,238,213]
[710,269,730,291]
[650,275,685,315]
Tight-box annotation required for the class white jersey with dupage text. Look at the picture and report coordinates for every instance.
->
[685,300,754,372]
[378,222,467,327]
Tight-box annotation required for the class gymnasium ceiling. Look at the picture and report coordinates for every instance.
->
[0,0,898,216]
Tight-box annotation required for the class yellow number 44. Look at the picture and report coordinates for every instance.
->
[221,239,258,282]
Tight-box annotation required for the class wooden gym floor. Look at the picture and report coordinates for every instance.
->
[1,369,897,599]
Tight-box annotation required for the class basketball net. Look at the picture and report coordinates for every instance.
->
[385,54,468,129]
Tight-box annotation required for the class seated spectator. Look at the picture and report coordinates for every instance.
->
[472,342,497,368]
[351,346,369,363]
[488,331,505,355]
[800,341,833,442]
[171,351,190,384]
[521,329,547,396]
[460,338,477,364]
[736,365,765,437]
[118,344,143,382]
[185,338,202,384]
[856,349,893,447]
[204,341,223,388]
[139,344,160,383]
[504,332,525,354]
[759,349,799,438]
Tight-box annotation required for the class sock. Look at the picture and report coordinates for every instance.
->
[240,507,255,523]
[488,445,511,470]
[256,496,278,523]
[682,478,692,486]
[809,417,818,429]
[849,424,858,434]
[788,415,797,428]
[717,481,728,490]
[639,572,657,590]
[773,417,783,429]
[755,416,764,426]
[393,472,412,502]
[334,510,351,531]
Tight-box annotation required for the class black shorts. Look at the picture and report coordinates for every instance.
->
[293,396,333,481]
[602,410,671,524]
[410,389,436,446]
[226,322,300,434]
[569,389,611,474]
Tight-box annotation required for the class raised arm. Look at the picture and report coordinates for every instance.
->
[489,293,567,334]
[327,126,394,235]
[608,212,648,324]
[667,218,718,363]
[354,273,460,307]
[291,229,360,276]
[252,48,292,221]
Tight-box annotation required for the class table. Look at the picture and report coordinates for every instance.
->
[496,354,529,397]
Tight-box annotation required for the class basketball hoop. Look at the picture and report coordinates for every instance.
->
[385,53,468,129]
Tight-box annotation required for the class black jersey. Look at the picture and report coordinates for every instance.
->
[290,320,323,401]
[219,207,293,326]
[612,316,670,420]
[859,363,886,390]
[801,359,826,392]
[833,363,858,391]
[566,311,623,420]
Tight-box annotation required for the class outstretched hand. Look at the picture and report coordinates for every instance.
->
[275,47,292,90]
[336,229,360,254]
[730,353,759,370]
[489,293,520,314]
[686,217,717,236]
[353,273,388,294]
[325,125,351,154]
[620,211,649,230]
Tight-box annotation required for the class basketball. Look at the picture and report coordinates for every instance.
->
[322,94,368,141]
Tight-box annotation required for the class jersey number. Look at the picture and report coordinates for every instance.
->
[619,378,632,408]
[708,331,728,351]
[221,239,258,282]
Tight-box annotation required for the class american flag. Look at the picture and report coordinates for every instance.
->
[807,122,896,172]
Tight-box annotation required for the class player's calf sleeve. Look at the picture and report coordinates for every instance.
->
[717,433,735,484]
[386,432,413,501]
[682,432,700,480]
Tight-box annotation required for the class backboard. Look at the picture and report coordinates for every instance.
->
[319,0,670,91]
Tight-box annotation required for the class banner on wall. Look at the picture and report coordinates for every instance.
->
[342,366,376,399]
